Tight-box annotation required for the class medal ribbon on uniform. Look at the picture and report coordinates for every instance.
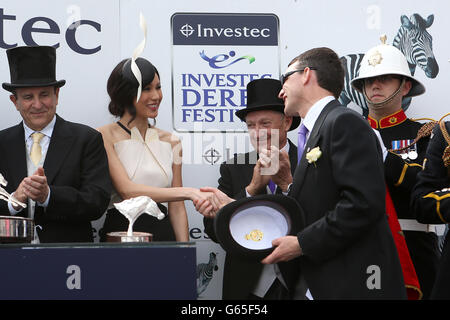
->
[391,139,417,159]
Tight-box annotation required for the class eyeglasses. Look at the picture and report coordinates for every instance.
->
[280,67,317,84]
[364,74,403,85]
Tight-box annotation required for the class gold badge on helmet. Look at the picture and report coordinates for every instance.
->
[368,50,383,67]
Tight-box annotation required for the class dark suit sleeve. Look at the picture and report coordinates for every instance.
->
[44,131,111,223]
[297,111,386,263]
[412,125,450,223]
[217,162,247,200]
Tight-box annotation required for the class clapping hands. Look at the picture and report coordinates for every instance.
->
[192,146,292,218]
[247,146,293,195]
[13,167,49,208]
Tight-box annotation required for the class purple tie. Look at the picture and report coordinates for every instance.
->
[297,124,308,164]
[268,179,276,194]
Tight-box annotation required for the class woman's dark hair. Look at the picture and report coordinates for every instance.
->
[107,58,160,122]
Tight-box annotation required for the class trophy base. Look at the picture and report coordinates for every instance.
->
[0,216,34,244]
[106,231,153,243]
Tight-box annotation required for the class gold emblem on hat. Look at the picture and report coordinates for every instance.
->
[368,50,383,67]
[245,229,263,242]
[368,34,387,67]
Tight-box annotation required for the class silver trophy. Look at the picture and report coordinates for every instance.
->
[106,195,165,242]
[0,173,33,244]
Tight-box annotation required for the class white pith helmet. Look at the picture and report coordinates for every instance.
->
[351,34,426,98]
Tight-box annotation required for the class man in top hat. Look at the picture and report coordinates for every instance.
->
[0,46,111,243]
[202,78,301,299]
[259,47,406,299]
[412,119,450,298]
[351,37,440,299]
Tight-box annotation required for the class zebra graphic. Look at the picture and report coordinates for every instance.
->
[196,252,219,296]
[339,13,439,116]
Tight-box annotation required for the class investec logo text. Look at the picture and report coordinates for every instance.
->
[171,13,279,132]
[180,23,270,39]
[172,13,278,46]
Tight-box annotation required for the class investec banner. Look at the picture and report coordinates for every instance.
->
[171,13,280,132]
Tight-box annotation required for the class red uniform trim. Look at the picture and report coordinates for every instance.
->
[368,110,408,129]
[385,188,422,300]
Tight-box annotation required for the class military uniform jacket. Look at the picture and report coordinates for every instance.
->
[412,121,450,223]
[203,139,298,300]
[368,110,429,221]
[412,121,450,298]
[368,110,440,299]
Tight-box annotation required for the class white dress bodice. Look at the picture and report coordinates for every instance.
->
[109,126,173,209]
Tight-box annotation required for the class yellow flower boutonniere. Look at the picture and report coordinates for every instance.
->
[306,146,322,167]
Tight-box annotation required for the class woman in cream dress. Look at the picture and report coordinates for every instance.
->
[98,58,213,241]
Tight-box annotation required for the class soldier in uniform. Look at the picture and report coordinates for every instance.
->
[351,36,440,299]
[412,119,450,299]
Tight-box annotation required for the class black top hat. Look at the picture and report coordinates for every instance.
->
[235,78,300,131]
[214,194,305,260]
[2,46,66,92]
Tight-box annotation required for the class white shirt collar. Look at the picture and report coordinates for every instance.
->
[302,96,335,133]
[23,115,56,140]
[280,139,290,153]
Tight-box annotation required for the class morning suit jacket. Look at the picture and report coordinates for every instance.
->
[204,139,299,299]
[0,114,111,242]
[289,100,406,299]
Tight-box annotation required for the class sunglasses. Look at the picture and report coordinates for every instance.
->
[364,74,403,85]
[280,67,317,85]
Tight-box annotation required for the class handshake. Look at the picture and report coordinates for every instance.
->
[192,187,234,218]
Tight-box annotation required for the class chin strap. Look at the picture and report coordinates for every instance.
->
[363,78,406,110]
